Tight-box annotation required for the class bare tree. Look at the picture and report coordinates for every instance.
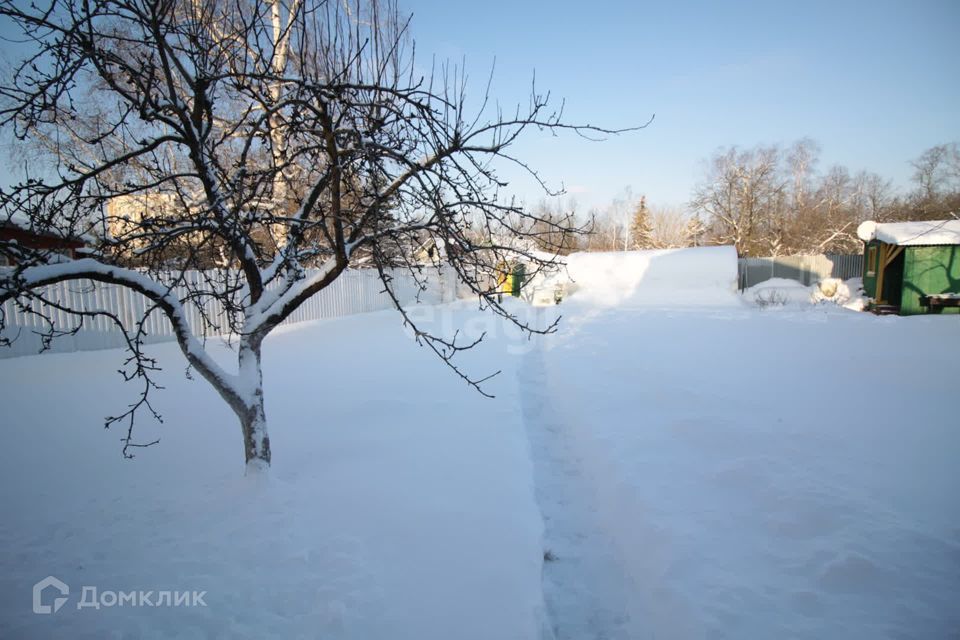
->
[585,212,618,251]
[0,0,634,471]
[692,140,884,255]
[691,145,783,255]
[912,144,951,203]
[582,206,619,252]
[909,142,960,220]
[692,139,960,255]
[852,171,895,222]
[805,165,859,253]
[528,197,581,255]
[582,186,637,252]
[646,205,697,249]
[786,138,820,217]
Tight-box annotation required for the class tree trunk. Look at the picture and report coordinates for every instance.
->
[240,393,271,472]
[238,340,271,472]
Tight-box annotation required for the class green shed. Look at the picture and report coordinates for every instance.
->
[857,219,960,315]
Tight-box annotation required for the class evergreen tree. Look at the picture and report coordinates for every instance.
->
[684,212,706,247]
[629,196,653,249]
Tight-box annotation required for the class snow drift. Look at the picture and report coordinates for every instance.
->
[561,246,740,307]
[744,277,867,311]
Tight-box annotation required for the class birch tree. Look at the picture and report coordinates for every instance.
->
[646,205,696,249]
[0,0,630,471]
[690,145,783,255]
[909,142,960,220]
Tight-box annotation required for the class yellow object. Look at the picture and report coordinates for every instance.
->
[495,261,510,292]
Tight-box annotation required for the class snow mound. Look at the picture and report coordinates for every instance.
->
[745,277,867,311]
[745,278,814,307]
[562,246,740,307]
[813,277,867,311]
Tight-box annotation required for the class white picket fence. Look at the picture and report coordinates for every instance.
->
[0,267,459,359]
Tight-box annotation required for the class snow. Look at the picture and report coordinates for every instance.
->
[744,277,815,307]
[560,246,740,308]
[2,211,97,243]
[857,219,960,246]
[1,247,957,639]
[1,259,239,401]
[0,308,548,640]
[3,211,33,228]
[528,305,958,639]
[812,277,868,311]
[246,256,339,331]
[745,277,868,311]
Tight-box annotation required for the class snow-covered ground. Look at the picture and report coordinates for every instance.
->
[0,307,549,640]
[529,303,958,639]
[1,249,958,638]
[744,276,867,311]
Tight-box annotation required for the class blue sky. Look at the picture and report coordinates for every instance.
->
[403,0,960,211]
[1,0,957,212]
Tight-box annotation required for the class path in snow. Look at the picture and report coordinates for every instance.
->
[519,333,634,640]
[520,300,960,640]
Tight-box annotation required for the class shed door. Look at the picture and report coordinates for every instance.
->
[881,248,905,306]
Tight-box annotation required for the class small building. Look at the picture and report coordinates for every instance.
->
[0,214,89,266]
[857,219,960,315]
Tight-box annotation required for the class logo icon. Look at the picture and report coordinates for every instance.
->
[32,576,69,614]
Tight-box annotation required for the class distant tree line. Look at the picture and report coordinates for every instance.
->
[690,139,959,255]
[528,140,960,257]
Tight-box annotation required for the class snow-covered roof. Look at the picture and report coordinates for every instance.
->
[3,212,33,229]
[856,219,960,246]
[1,212,95,243]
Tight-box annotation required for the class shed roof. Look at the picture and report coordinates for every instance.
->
[1,212,94,243]
[857,219,960,246]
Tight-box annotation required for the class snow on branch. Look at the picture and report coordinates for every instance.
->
[0,0,638,467]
